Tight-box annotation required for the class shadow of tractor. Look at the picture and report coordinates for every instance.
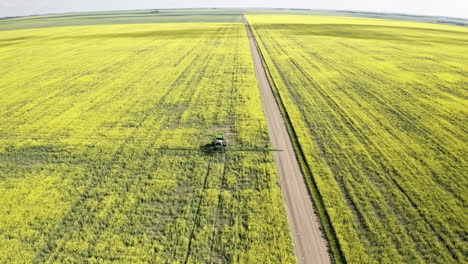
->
[199,143,226,154]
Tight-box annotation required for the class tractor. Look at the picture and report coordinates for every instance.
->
[212,135,227,152]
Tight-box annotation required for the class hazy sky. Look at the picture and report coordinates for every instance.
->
[1,0,467,19]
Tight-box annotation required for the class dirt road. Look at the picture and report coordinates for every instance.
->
[243,16,331,264]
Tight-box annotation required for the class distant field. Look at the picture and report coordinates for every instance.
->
[1,8,466,32]
[0,10,244,31]
[0,23,295,263]
[247,14,468,263]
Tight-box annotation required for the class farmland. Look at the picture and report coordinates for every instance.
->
[247,15,468,263]
[0,23,295,263]
[2,9,466,32]
[0,10,243,31]
[1,8,467,264]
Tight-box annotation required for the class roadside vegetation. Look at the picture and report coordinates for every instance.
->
[0,23,295,263]
[247,14,468,264]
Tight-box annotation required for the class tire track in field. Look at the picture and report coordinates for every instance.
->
[208,153,228,263]
[208,28,239,262]
[243,16,331,264]
[183,156,215,264]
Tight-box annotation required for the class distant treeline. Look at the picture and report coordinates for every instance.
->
[436,21,467,26]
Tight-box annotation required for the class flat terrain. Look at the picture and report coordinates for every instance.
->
[1,8,466,32]
[247,14,468,263]
[0,23,296,263]
[244,16,330,264]
[0,10,244,31]
[1,9,467,264]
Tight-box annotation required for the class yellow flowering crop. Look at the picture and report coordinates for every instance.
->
[0,23,295,263]
[247,14,468,264]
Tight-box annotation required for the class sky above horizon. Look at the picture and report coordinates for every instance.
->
[0,0,467,19]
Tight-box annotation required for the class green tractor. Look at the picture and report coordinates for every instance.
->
[212,135,228,152]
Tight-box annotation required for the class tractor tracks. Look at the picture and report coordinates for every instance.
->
[243,16,331,264]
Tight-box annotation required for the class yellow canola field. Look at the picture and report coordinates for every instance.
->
[0,23,295,263]
[247,15,468,264]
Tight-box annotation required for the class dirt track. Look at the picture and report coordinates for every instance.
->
[243,16,331,264]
